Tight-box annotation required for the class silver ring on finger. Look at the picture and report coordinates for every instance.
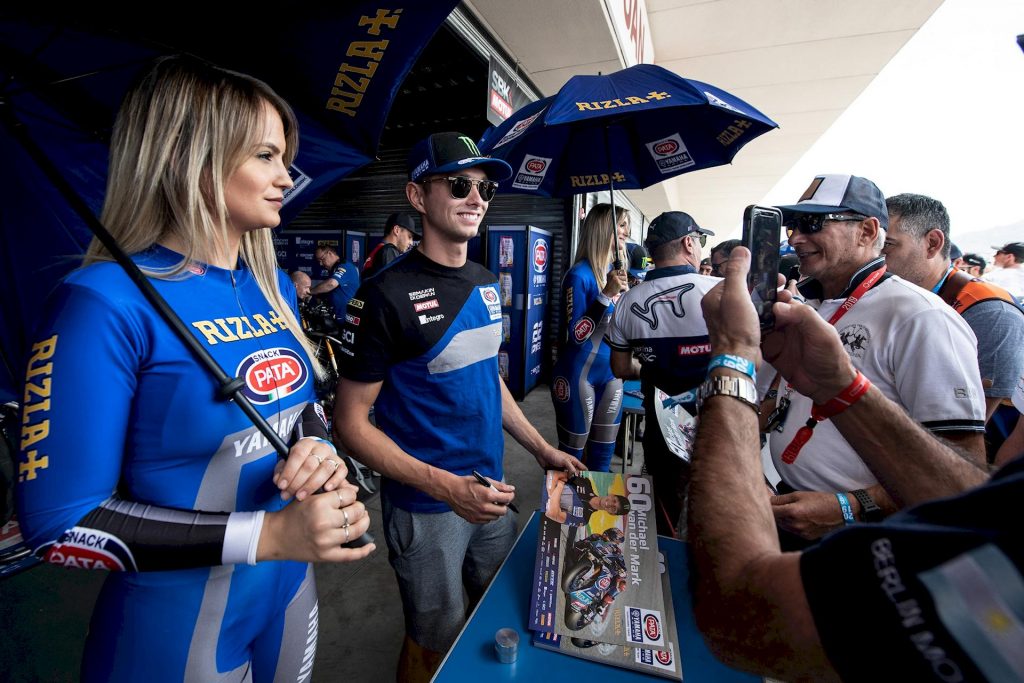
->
[342,509,350,527]
[344,526,350,543]
[325,458,340,471]
[314,454,325,465]
[336,490,345,506]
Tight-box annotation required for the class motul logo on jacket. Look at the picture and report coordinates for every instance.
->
[678,343,711,356]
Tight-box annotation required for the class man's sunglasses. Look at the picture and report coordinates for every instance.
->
[784,213,866,238]
[421,176,498,201]
[688,232,708,248]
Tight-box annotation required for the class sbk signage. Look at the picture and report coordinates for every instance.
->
[486,55,529,126]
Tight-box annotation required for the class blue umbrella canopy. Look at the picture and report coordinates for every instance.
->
[479,63,778,197]
[0,5,458,400]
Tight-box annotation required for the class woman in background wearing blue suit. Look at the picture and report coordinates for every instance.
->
[551,204,629,471]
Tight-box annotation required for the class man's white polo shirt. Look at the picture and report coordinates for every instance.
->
[768,259,986,493]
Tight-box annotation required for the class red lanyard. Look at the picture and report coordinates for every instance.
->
[824,264,887,326]
[780,264,886,464]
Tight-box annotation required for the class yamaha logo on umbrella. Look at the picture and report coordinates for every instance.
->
[533,239,548,273]
[235,347,309,404]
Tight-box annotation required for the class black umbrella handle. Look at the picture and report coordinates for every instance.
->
[2,103,372,549]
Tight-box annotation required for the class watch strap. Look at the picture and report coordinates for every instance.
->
[697,375,759,414]
[850,488,882,522]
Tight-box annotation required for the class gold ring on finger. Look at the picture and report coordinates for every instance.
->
[342,509,350,527]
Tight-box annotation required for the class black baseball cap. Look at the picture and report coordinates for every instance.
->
[407,131,513,182]
[644,211,714,250]
[628,243,653,280]
[962,253,986,269]
[992,242,1024,259]
[775,174,888,231]
[384,212,420,239]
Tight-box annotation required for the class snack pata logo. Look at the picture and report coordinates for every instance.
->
[235,348,308,404]
[644,614,661,641]
[533,239,548,273]
[526,158,546,173]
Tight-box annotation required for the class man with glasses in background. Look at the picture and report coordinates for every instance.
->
[959,253,987,277]
[606,211,718,535]
[709,238,741,277]
[333,132,583,682]
[763,175,985,549]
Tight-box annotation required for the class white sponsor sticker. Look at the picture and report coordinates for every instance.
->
[645,133,695,174]
[512,154,552,190]
[480,286,503,320]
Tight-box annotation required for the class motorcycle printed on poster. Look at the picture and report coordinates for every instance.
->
[532,549,682,680]
[529,471,672,655]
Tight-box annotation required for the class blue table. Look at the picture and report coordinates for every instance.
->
[620,379,644,471]
[433,513,759,682]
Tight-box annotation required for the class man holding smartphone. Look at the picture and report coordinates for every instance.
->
[765,175,985,547]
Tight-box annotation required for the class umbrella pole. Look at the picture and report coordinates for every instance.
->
[605,125,623,271]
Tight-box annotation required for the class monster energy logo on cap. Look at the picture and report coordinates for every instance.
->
[407,131,513,182]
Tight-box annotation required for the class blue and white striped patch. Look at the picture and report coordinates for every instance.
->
[919,543,1024,682]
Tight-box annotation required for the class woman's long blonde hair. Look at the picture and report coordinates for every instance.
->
[575,203,627,288]
[87,55,322,373]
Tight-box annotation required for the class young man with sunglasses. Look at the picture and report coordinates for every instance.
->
[764,175,986,549]
[606,211,718,535]
[333,132,584,682]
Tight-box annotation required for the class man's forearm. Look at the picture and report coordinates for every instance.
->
[689,372,834,679]
[832,387,988,507]
[500,380,553,460]
[690,372,779,576]
[994,412,1024,467]
[610,349,641,380]
[309,279,338,295]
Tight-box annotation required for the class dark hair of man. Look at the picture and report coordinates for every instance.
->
[710,238,742,259]
[652,235,686,263]
[315,244,338,257]
[885,193,952,260]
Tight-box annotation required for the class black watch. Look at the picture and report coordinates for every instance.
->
[850,489,883,522]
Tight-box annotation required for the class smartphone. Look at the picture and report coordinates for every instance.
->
[742,205,783,330]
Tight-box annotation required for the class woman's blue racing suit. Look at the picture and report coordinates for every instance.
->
[551,260,623,471]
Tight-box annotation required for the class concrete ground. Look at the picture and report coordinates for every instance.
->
[1,384,620,683]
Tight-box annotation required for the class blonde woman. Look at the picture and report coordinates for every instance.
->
[551,204,629,471]
[16,56,374,681]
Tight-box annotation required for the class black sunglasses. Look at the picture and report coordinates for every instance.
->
[687,232,708,248]
[785,213,866,239]
[421,176,498,201]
